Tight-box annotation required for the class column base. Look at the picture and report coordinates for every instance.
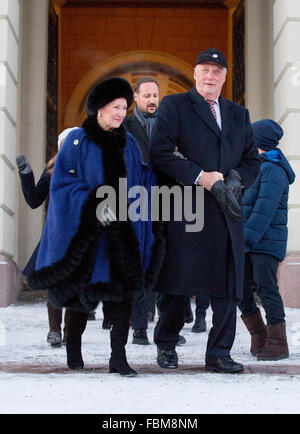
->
[278,256,300,309]
[0,255,22,307]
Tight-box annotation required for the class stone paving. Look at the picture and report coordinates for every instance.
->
[1,362,300,376]
[2,290,300,378]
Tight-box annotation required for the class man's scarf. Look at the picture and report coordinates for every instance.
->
[134,105,157,138]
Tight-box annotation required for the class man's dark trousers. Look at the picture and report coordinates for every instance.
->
[131,299,148,330]
[146,291,157,317]
[195,295,210,319]
[154,292,237,362]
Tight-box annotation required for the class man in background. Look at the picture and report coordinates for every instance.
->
[124,77,160,345]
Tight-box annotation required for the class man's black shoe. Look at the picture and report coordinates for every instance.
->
[184,314,194,324]
[102,319,112,330]
[87,311,96,321]
[192,317,207,333]
[132,329,150,345]
[205,357,244,374]
[157,349,178,369]
[176,335,186,346]
[147,312,155,322]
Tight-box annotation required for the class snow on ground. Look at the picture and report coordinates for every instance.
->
[1,300,300,414]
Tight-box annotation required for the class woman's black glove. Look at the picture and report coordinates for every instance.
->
[16,154,32,174]
[226,169,243,203]
[210,180,242,222]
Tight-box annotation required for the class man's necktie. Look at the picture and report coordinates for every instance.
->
[206,100,217,120]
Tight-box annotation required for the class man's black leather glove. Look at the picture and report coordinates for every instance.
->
[210,180,242,222]
[226,169,243,203]
[16,154,32,174]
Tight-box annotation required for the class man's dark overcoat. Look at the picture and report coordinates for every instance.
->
[150,87,260,300]
[123,114,150,163]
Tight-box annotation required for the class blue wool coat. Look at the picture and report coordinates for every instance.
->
[243,149,295,261]
[28,117,165,312]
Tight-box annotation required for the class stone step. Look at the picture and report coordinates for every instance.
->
[1,362,300,376]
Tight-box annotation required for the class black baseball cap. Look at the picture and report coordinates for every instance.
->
[195,48,228,69]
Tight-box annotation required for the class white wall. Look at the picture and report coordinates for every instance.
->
[0,0,19,258]
[273,0,300,254]
[245,0,274,122]
[18,0,49,269]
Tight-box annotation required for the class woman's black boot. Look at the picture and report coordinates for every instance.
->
[66,310,88,371]
[109,301,137,377]
[109,358,137,377]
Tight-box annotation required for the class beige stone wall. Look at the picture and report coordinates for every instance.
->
[0,0,49,306]
[273,0,300,307]
[0,0,20,306]
[18,0,49,272]
[0,0,19,258]
[245,0,274,121]
[243,0,300,308]
[274,0,300,255]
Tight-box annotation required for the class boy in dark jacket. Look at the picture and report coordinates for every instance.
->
[239,119,295,361]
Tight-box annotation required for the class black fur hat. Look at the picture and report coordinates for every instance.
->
[86,77,134,116]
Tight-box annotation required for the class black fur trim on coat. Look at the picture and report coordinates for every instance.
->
[29,115,165,312]
[27,185,103,290]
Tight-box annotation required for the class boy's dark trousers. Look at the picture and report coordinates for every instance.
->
[238,253,285,324]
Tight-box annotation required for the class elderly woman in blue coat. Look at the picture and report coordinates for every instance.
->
[28,78,165,376]
[239,119,295,361]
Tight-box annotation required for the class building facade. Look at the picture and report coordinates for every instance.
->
[0,0,299,307]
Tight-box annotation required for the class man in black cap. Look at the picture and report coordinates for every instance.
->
[150,48,260,373]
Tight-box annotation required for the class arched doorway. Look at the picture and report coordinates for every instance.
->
[63,51,195,129]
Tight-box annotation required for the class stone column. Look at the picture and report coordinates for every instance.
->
[0,0,20,306]
[245,0,274,121]
[274,0,300,308]
[18,0,49,280]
